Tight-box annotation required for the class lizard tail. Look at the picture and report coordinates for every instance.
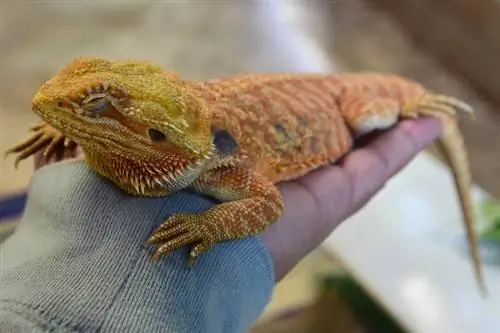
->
[435,117,487,297]
[407,93,486,296]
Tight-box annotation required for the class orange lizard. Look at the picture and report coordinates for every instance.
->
[5,56,485,295]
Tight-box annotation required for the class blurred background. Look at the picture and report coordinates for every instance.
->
[1,0,499,332]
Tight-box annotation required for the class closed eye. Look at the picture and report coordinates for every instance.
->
[83,97,110,113]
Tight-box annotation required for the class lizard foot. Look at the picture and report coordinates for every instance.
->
[401,93,475,120]
[146,212,219,266]
[145,167,284,266]
[4,122,76,167]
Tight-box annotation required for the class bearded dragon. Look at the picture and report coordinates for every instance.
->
[5,56,485,295]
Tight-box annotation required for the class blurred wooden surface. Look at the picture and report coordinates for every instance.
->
[350,0,500,197]
[368,0,500,108]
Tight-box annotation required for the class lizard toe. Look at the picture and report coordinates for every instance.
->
[146,212,219,264]
[187,241,216,266]
[149,232,200,261]
[147,222,191,245]
[150,213,191,235]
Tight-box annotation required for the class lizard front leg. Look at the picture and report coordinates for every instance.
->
[146,166,284,264]
[5,122,77,167]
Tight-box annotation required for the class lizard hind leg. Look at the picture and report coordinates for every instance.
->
[339,96,402,136]
[340,91,474,136]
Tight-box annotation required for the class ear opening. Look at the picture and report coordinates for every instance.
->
[211,127,238,157]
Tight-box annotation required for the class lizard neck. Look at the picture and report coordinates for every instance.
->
[82,147,207,197]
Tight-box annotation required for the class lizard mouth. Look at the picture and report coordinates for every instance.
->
[33,106,142,151]
[33,106,98,143]
[32,106,214,194]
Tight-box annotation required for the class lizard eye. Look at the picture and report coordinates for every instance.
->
[83,97,109,113]
[148,128,166,142]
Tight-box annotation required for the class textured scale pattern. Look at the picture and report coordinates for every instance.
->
[196,74,354,181]
[5,57,486,296]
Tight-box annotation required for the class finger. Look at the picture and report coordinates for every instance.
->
[352,129,385,149]
[354,117,442,175]
[341,117,442,210]
[285,117,441,232]
[266,169,350,279]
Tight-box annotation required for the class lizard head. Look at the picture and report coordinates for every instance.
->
[31,56,217,195]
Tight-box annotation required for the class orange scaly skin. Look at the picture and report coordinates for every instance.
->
[5,57,485,295]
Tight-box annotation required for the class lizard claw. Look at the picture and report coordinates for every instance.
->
[5,122,76,167]
[402,93,475,120]
[146,213,217,265]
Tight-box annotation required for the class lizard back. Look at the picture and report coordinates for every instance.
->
[196,74,354,182]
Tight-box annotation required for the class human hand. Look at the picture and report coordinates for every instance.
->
[33,117,442,281]
[263,117,442,280]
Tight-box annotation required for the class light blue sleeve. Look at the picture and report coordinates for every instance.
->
[0,161,275,333]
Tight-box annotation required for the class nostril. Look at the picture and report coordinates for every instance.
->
[147,128,166,142]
